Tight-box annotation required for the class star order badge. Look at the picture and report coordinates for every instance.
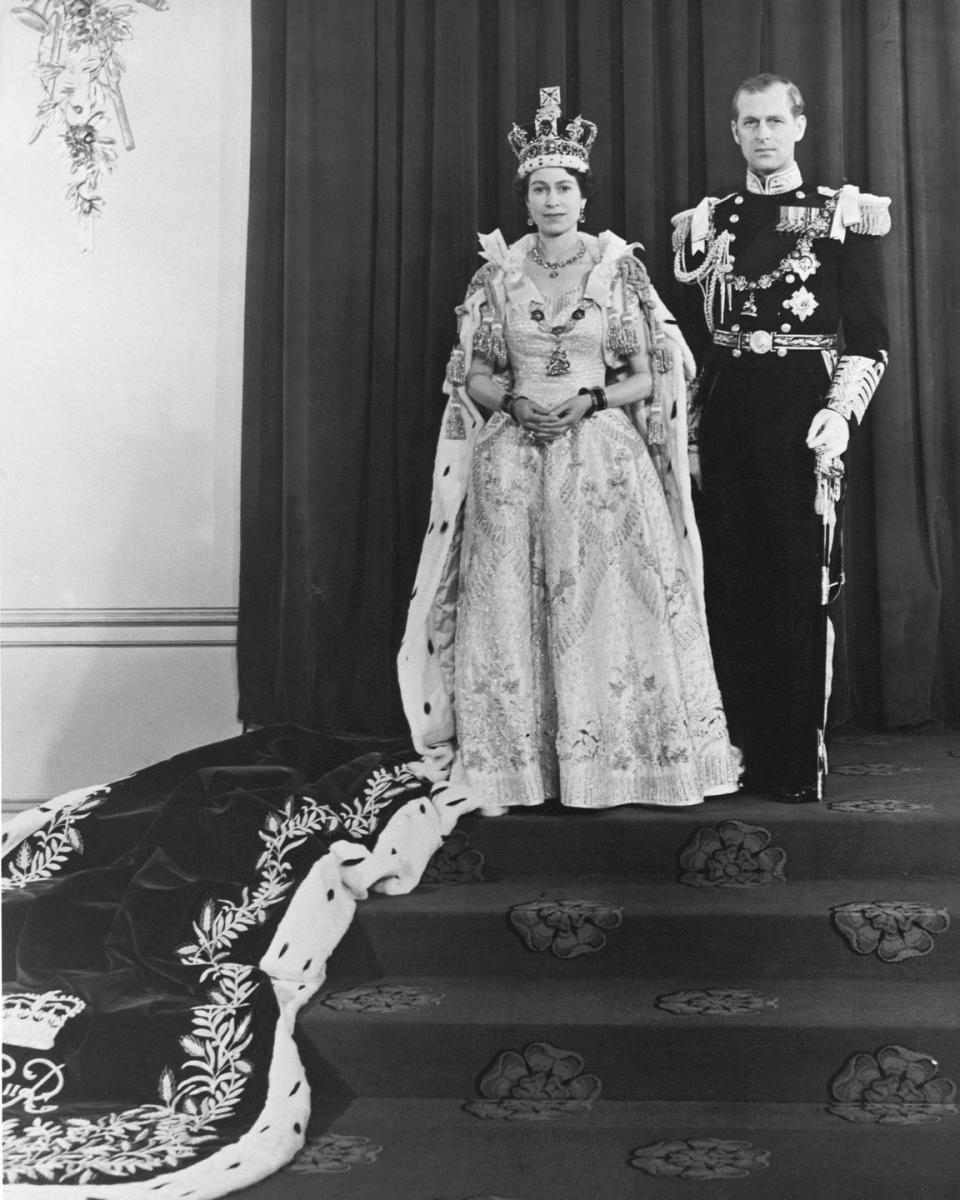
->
[783,286,819,322]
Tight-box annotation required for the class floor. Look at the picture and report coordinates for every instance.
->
[236,730,959,1199]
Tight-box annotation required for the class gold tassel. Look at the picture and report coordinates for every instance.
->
[653,345,673,374]
[473,322,493,362]
[606,313,622,351]
[444,402,467,440]
[446,345,466,386]
[491,322,506,366]
[618,314,640,354]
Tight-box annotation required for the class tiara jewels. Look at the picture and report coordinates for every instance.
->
[2,990,86,1051]
[508,86,597,177]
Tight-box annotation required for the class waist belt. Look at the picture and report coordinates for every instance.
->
[713,330,839,357]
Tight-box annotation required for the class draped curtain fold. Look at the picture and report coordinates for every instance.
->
[239,0,959,736]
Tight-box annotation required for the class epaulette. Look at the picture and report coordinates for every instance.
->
[671,194,737,251]
[817,185,892,237]
[851,198,892,237]
[671,208,695,252]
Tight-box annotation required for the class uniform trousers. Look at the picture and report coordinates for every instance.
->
[697,352,833,789]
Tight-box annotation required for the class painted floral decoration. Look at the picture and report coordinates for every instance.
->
[678,820,786,888]
[831,763,921,776]
[630,1138,770,1179]
[832,902,950,963]
[421,830,485,886]
[285,1133,382,1174]
[507,898,623,958]
[463,1041,601,1121]
[827,798,933,814]
[655,988,779,1016]
[829,1044,958,1124]
[322,984,443,1013]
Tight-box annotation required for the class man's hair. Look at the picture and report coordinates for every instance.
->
[731,73,805,121]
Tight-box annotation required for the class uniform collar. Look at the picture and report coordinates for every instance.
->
[745,162,803,195]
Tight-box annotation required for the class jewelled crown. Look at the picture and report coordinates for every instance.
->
[508,86,597,177]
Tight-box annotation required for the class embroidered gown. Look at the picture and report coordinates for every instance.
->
[399,232,741,812]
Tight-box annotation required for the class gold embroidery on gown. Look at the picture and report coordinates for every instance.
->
[454,284,738,809]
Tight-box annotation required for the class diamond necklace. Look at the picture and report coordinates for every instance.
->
[529,239,587,278]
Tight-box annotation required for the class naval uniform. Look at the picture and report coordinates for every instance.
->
[672,163,890,793]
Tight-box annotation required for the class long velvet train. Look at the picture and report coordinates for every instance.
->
[1,726,480,1198]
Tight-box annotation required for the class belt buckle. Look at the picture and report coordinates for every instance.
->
[747,330,773,355]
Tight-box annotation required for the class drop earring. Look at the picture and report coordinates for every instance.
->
[527,212,535,227]
[578,207,586,224]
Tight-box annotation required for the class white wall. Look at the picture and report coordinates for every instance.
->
[0,0,251,805]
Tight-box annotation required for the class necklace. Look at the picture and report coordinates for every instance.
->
[529,239,586,278]
[530,302,586,376]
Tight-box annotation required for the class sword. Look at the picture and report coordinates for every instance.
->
[814,450,846,801]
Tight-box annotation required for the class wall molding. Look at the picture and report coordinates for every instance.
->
[1,607,238,648]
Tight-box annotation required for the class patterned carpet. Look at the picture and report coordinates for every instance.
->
[231,729,960,1200]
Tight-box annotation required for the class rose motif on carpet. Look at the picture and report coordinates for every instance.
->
[828,1044,958,1124]
[827,798,933,813]
[630,1138,770,1179]
[507,898,624,957]
[463,1040,601,1121]
[678,820,786,888]
[285,1133,382,1173]
[322,984,444,1013]
[830,763,922,775]
[831,902,950,962]
[655,987,779,1016]
[421,830,486,885]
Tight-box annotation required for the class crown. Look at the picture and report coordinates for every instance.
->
[2,990,86,1051]
[508,86,598,177]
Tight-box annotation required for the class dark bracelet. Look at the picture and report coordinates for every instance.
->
[578,386,608,417]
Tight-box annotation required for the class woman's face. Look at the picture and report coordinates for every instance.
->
[526,167,582,238]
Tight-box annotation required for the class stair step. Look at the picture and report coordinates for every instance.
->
[450,786,960,879]
[326,876,960,980]
[299,975,960,1103]
[235,1097,959,1200]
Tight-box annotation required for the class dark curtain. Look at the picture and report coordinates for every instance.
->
[239,0,959,737]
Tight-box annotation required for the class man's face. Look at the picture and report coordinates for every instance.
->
[731,82,806,176]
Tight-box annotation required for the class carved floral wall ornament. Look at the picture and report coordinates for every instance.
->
[828,1045,958,1124]
[507,898,624,958]
[831,901,950,962]
[10,0,169,250]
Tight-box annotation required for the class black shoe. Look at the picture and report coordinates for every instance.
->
[773,785,820,805]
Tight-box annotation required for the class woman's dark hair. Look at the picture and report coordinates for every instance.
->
[512,166,598,225]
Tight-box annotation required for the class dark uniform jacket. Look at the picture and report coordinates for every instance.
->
[672,166,891,424]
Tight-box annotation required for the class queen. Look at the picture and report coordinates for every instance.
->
[399,87,740,813]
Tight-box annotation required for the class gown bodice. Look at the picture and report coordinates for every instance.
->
[505,285,606,408]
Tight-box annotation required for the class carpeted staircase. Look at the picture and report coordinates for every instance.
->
[238,731,960,1200]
